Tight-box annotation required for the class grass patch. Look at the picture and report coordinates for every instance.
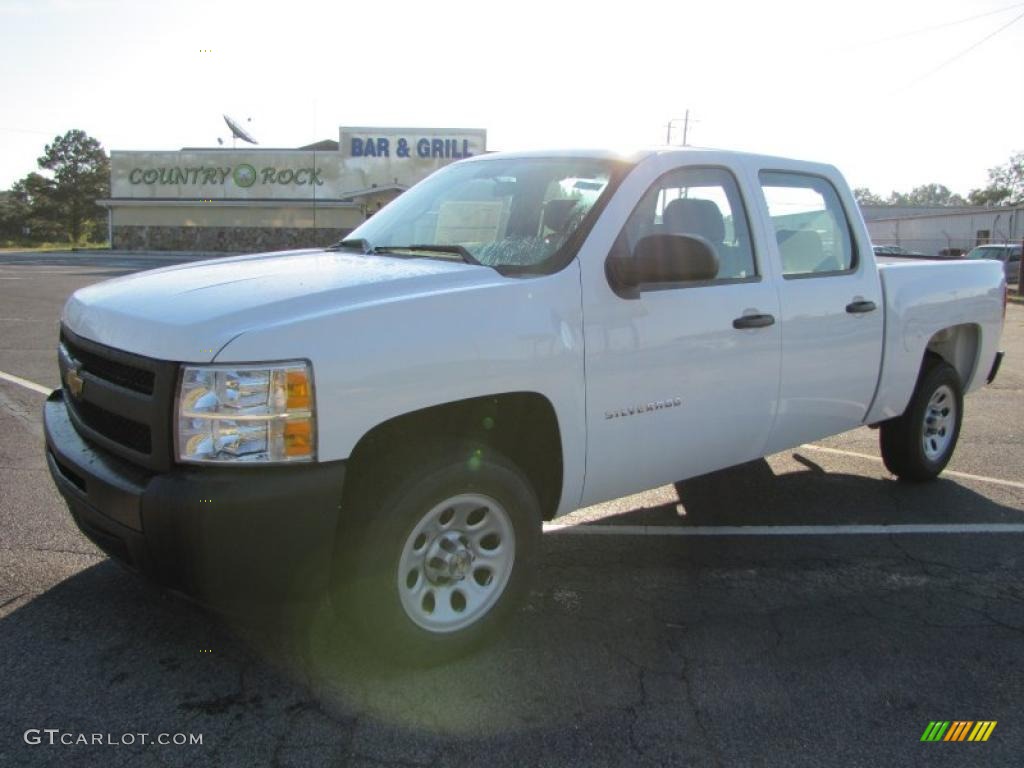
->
[0,241,110,253]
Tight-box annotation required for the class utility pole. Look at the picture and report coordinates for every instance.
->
[1018,235,1023,296]
[666,110,693,146]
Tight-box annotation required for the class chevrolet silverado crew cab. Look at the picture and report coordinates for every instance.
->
[44,148,1007,661]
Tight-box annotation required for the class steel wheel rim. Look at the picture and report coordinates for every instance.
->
[922,384,956,461]
[397,493,516,634]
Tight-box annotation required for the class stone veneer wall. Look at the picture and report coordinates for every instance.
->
[112,226,353,253]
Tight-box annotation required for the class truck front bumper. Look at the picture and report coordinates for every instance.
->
[43,389,346,609]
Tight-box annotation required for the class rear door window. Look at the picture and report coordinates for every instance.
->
[759,172,856,277]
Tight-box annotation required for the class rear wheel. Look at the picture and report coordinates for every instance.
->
[336,444,541,664]
[880,357,963,482]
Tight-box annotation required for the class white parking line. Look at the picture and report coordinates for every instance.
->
[799,444,1024,491]
[0,370,53,396]
[544,522,1024,537]
[0,270,100,275]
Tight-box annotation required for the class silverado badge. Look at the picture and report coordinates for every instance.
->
[605,397,682,420]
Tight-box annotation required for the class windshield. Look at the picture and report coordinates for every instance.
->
[340,157,627,273]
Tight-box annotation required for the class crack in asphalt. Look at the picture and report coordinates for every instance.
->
[0,545,102,558]
[269,697,356,768]
[677,650,724,768]
[0,386,44,439]
[887,536,966,576]
[0,593,26,611]
[597,641,659,761]
[344,754,441,768]
[30,546,103,558]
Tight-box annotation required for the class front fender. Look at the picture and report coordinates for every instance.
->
[215,262,588,515]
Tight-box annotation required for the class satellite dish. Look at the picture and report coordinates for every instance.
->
[223,114,258,145]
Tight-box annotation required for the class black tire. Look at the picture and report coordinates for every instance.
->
[334,443,541,665]
[880,357,963,482]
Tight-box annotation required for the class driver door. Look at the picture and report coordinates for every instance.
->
[578,161,782,507]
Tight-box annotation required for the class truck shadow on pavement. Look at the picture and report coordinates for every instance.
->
[1,459,1022,766]
[662,454,1018,527]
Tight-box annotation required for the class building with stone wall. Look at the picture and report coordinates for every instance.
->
[99,127,486,252]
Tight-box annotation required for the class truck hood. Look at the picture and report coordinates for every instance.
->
[62,248,502,361]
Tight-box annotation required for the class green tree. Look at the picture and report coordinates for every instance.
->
[37,129,109,242]
[887,184,966,207]
[4,172,62,241]
[853,187,885,205]
[968,151,1023,206]
[0,190,15,240]
[967,186,1011,206]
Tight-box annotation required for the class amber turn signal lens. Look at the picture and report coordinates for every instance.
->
[286,370,311,409]
[284,420,313,457]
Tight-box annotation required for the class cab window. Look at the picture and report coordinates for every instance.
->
[619,167,756,281]
[759,172,856,277]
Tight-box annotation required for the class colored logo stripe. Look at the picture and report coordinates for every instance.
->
[968,721,997,742]
[944,721,973,741]
[920,721,996,742]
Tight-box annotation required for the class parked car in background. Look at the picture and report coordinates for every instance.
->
[872,244,927,258]
[965,243,1021,284]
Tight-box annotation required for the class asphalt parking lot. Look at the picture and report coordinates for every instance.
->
[1,250,1022,767]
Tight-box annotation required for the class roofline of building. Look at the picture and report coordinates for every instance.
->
[96,198,361,209]
[340,126,487,135]
[111,147,337,155]
[865,205,1024,223]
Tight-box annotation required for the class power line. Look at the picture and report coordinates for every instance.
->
[867,1,1024,45]
[893,9,1024,92]
[0,127,52,136]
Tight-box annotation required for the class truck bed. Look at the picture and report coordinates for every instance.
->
[866,258,1005,423]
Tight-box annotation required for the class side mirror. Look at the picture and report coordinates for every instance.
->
[607,234,719,295]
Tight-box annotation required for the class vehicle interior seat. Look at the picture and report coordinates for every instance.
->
[661,198,740,278]
[776,228,826,275]
[540,198,580,236]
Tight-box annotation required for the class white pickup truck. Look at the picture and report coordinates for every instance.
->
[44,148,1007,661]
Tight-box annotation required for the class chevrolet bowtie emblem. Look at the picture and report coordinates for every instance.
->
[65,366,84,398]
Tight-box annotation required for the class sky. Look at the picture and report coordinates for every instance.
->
[1,0,1022,197]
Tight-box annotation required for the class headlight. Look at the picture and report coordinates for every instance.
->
[175,361,315,464]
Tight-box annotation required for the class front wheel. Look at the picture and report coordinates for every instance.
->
[880,357,963,482]
[336,445,541,664]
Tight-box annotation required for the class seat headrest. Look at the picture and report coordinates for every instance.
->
[542,198,581,233]
[776,229,824,274]
[662,198,725,244]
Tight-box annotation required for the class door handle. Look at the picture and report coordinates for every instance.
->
[733,313,775,329]
[846,300,877,314]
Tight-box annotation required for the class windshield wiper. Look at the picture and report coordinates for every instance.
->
[327,240,487,268]
[326,238,370,253]
[373,244,483,266]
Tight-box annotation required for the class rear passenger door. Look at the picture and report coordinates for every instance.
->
[757,171,883,453]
